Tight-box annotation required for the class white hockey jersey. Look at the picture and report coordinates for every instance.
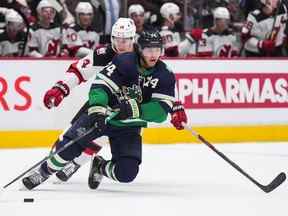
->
[68,24,100,50]
[179,28,239,57]
[28,23,82,57]
[0,31,26,56]
[159,26,182,56]
[62,45,116,90]
[242,4,288,54]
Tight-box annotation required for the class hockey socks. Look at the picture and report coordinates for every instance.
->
[42,154,69,175]
[97,157,139,183]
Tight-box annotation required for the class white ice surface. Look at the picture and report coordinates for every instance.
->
[0,143,288,216]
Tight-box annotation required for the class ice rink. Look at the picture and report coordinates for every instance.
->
[0,142,287,216]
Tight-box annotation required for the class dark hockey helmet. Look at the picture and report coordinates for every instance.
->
[138,30,163,49]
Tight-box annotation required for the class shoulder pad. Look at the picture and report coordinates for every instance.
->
[163,61,173,73]
[112,52,138,79]
[157,60,174,74]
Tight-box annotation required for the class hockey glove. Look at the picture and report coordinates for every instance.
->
[43,81,70,109]
[258,39,275,53]
[87,106,107,133]
[115,99,141,120]
[170,101,187,130]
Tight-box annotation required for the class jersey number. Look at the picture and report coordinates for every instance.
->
[105,64,116,76]
[143,77,159,88]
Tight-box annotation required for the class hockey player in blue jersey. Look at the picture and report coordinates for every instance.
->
[41,18,187,183]
[22,30,183,190]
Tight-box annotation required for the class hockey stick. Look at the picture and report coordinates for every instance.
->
[2,125,96,189]
[269,0,282,40]
[2,110,118,190]
[184,125,286,193]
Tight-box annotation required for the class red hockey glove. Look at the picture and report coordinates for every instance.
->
[258,39,275,53]
[43,81,70,109]
[190,28,203,41]
[170,101,187,130]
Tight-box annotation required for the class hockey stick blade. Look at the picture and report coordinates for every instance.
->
[260,172,286,193]
[184,125,286,193]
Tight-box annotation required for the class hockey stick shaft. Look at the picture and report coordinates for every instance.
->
[2,126,95,189]
[184,125,286,193]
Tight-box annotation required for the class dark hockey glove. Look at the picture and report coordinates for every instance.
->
[43,81,70,109]
[115,99,141,120]
[170,101,187,130]
[87,106,107,133]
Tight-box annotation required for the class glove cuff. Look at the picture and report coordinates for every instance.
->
[88,105,108,116]
[128,99,140,118]
[54,81,70,96]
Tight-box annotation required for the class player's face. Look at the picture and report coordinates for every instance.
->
[141,47,161,68]
[131,13,145,29]
[6,22,24,37]
[263,0,279,14]
[79,13,93,27]
[173,13,181,23]
[39,7,56,23]
[215,18,229,32]
[113,37,134,53]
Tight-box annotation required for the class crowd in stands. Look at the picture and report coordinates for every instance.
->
[0,0,287,58]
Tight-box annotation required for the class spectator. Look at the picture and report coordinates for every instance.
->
[0,9,26,56]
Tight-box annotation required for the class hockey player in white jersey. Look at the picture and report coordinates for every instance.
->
[28,0,82,57]
[42,18,138,182]
[241,0,288,57]
[128,4,145,41]
[63,2,100,57]
[159,2,182,57]
[0,9,26,56]
[179,7,239,57]
[128,4,153,42]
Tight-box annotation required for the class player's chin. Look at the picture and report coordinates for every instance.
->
[147,59,157,67]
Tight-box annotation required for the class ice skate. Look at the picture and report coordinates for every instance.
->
[22,168,50,190]
[88,156,105,189]
[56,160,81,182]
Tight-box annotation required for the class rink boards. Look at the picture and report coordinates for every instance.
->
[0,58,288,148]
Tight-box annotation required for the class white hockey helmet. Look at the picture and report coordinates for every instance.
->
[36,0,56,14]
[5,9,23,23]
[111,18,136,39]
[128,4,145,17]
[75,2,93,14]
[213,7,230,20]
[160,2,180,20]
